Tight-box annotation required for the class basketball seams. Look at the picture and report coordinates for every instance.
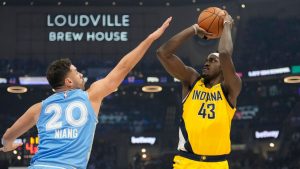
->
[207,9,223,36]
[198,13,216,29]
[198,10,223,27]
[203,9,225,16]
[198,7,226,38]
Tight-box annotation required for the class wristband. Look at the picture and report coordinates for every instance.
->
[224,20,231,25]
[192,24,198,35]
[1,138,6,146]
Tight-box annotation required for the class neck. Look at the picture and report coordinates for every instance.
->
[204,76,222,88]
[54,86,73,93]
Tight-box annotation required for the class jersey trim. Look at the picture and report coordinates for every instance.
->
[178,150,228,162]
[84,91,99,123]
[179,118,194,153]
[220,84,235,109]
[182,76,201,104]
[33,164,72,169]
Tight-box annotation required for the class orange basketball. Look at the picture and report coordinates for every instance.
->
[197,7,227,39]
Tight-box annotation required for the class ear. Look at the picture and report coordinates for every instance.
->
[65,77,73,87]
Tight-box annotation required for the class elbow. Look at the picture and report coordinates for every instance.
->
[219,50,231,57]
[156,46,170,59]
[156,47,164,58]
[219,45,233,56]
[219,47,232,57]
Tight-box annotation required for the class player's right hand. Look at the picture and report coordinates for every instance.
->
[193,24,213,39]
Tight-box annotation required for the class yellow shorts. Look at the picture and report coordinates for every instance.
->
[173,155,229,169]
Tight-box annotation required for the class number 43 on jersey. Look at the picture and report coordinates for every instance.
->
[198,103,216,119]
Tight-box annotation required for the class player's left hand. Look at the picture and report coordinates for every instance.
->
[0,140,23,152]
[193,24,213,39]
[223,11,234,28]
[148,17,172,41]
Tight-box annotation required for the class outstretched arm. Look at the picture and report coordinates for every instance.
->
[1,102,41,152]
[87,17,172,114]
[156,24,212,86]
[218,14,242,107]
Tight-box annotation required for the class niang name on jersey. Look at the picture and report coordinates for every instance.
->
[192,90,222,101]
[55,128,78,139]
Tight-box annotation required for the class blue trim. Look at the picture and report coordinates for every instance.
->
[179,118,194,153]
[220,84,235,109]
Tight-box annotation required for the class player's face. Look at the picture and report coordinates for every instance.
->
[202,54,221,79]
[67,65,85,90]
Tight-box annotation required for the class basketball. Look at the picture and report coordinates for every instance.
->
[197,7,227,39]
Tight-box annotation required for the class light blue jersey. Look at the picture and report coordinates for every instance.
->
[30,89,98,169]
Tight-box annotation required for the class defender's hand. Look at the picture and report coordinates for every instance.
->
[148,17,172,41]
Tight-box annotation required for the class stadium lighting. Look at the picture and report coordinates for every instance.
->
[7,86,28,94]
[284,76,300,84]
[142,85,162,93]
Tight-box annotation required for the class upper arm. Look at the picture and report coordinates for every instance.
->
[156,50,199,85]
[3,102,41,141]
[87,64,127,103]
[16,102,41,128]
[87,78,115,103]
[219,52,242,100]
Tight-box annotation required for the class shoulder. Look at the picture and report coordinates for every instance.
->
[32,102,42,110]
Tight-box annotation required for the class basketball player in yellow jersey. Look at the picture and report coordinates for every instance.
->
[157,13,241,169]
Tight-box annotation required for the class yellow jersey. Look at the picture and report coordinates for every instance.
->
[178,78,236,155]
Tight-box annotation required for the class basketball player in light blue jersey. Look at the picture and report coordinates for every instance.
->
[0,17,172,169]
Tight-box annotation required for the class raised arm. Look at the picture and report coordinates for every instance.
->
[1,102,41,152]
[156,24,212,85]
[218,14,242,106]
[87,17,172,112]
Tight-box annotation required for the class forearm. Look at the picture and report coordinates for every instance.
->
[157,25,195,57]
[88,17,171,101]
[117,36,155,71]
[103,35,155,92]
[3,118,35,143]
[2,103,39,143]
[218,24,233,55]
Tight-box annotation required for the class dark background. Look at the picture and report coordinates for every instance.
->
[0,0,299,169]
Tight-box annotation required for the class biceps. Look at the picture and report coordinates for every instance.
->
[224,75,242,97]
[88,78,117,100]
[158,56,193,82]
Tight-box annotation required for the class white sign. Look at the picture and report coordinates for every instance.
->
[248,67,290,77]
[0,78,7,84]
[47,14,130,42]
[19,76,49,85]
[147,77,159,83]
[255,130,280,139]
[131,136,156,145]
